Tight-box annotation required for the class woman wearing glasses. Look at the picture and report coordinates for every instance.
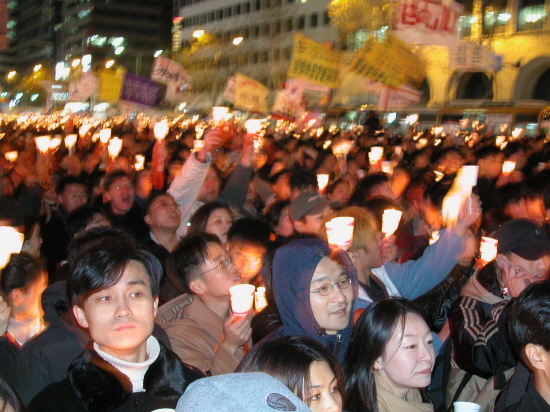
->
[157,232,252,376]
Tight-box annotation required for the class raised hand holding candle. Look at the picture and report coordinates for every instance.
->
[325,217,354,251]
[229,284,256,316]
[154,120,169,140]
[245,119,262,135]
[35,135,51,153]
[108,137,122,159]
[382,209,402,237]
[212,106,229,123]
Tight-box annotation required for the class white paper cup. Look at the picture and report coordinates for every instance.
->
[254,286,268,312]
[382,209,402,236]
[480,237,498,263]
[325,217,354,251]
[229,284,256,316]
[453,401,481,412]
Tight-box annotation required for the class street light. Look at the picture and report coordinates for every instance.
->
[105,60,115,69]
[232,37,243,46]
[33,64,42,72]
[193,29,205,39]
[154,50,163,58]
[71,58,81,68]
[7,71,16,80]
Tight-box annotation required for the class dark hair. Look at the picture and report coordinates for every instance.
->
[228,218,271,247]
[56,175,87,195]
[165,232,222,294]
[103,170,132,191]
[475,146,502,161]
[67,226,162,306]
[350,173,390,205]
[0,376,23,412]
[265,200,290,231]
[344,298,427,412]
[187,201,233,236]
[1,253,45,297]
[237,335,345,407]
[503,141,525,158]
[326,177,351,197]
[497,183,524,209]
[290,168,318,192]
[508,281,550,355]
[363,196,400,232]
[66,204,110,239]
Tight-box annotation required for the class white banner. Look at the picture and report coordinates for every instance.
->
[151,56,190,102]
[449,42,502,71]
[68,72,98,102]
[394,0,463,46]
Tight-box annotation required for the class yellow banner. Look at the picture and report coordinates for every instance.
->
[98,67,126,102]
[234,73,269,113]
[349,33,425,88]
[288,33,340,88]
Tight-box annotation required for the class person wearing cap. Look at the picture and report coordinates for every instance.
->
[290,191,340,236]
[449,219,550,403]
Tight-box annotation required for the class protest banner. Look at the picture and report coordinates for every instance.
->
[222,76,236,103]
[120,72,163,107]
[349,33,425,88]
[234,73,269,113]
[394,0,463,45]
[288,33,340,88]
[449,42,503,71]
[378,84,422,111]
[151,56,190,102]
[68,72,98,102]
[98,67,126,102]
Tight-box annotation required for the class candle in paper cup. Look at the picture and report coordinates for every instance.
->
[108,137,123,159]
[79,124,92,138]
[325,217,354,251]
[35,135,51,153]
[381,161,392,174]
[502,161,515,174]
[212,106,229,123]
[480,237,498,263]
[245,119,262,135]
[193,139,205,152]
[382,209,402,236]
[369,147,384,163]
[394,146,402,156]
[229,284,256,316]
[0,226,24,269]
[255,287,268,312]
[460,165,479,189]
[317,174,329,192]
[154,120,169,140]
[49,136,62,150]
[99,128,111,144]
[453,401,481,412]
[4,151,18,162]
[65,134,77,148]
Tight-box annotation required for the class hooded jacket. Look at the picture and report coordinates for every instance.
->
[269,238,358,362]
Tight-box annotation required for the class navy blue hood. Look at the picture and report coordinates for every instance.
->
[270,238,358,361]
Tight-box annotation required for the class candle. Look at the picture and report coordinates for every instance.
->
[154,120,169,140]
[460,165,479,189]
[254,287,268,312]
[369,146,384,163]
[49,136,62,150]
[79,124,92,138]
[35,135,51,153]
[134,154,145,171]
[317,174,329,192]
[502,161,515,174]
[4,151,18,162]
[434,126,443,136]
[0,226,24,269]
[480,237,498,264]
[229,284,256,316]
[382,209,402,236]
[193,139,205,152]
[323,140,332,150]
[245,119,262,135]
[99,128,111,144]
[108,137,123,159]
[511,128,523,139]
[381,161,392,174]
[325,217,355,251]
[65,134,77,155]
[212,106,229,123]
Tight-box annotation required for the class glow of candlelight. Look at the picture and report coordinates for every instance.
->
[212,106,229,123]
[229,284,256,316]
[434,126,443,136]
[65,134,77,148]
[381,161,392,174]
[245,119,262,135]
[255,287,268,312]
[325,217,354,251]
[134,154,145,171]
[502,161,516,174]
[435,171,444,182]
[49,136,62,150]
[154,120,169,140]
[193,139,205,152]
[0,226,24,269]
[317,174,329,192]
[369,146,384,163]
[511,128,523,139]
[480,237,498,263]
[323,140,332,150]
[382,209,402,236]
[108,137,123,158]
[316,127,324,137]
[35,135,51,153]
[4,151,18,162]
[99,128,112,143]
[79,124,92,137]
[496,135,506,147]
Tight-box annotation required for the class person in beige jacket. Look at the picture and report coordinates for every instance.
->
[157,232,252,376]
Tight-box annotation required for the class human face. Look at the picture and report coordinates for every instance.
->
[272,173,291,201]
[309,257,354,335]
[105,177,135,215]
[276,205,294,237]
[306,360,342,412]
[12,271,47,319]
[296,206,331,236]
[229,242,265,283]
[375,312,435,399]
[59,183,89,214]
[145,194,181,231]
[479,154,504,179]
[205,208,232,244]
[198,168,220,203]
[73,260,158,363]
[355,232,383,277]
[328,182,351,205]
[197,242,242,297]
[497,253,550,298]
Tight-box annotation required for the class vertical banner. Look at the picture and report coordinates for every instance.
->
[394,0,464,45]
[234,73,269,113]
[449,42,503,71]
[288,33,340,88]
[98,67,126,102]
[120,72,163,107]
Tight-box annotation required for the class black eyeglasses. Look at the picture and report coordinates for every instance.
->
[310,275,352,296]
[198,257,232,277]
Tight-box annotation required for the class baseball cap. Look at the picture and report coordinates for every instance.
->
[176,372,311,412]
[290,191,340,221]
[495,219,550,261]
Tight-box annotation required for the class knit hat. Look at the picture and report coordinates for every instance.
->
[290,191,340,221]
[495,219,550,261]
[176,372,311,412]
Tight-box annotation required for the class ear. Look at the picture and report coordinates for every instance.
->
[153,296,159,319]
[72,305,89,329]
[144,214,152,226]
[57,194,64,205]
[525,343,548,372]
[9,288,24,308]
[347,249,361,265]
[373,356,383,372]
[293,220,305,233]
[104,191,112,202]
[189,279,205,296]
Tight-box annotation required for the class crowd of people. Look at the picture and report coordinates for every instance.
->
[0,111,549,411]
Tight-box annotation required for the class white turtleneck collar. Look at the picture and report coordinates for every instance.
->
[94,335,160,393]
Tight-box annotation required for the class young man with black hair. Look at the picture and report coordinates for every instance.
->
[28,229,202,411]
